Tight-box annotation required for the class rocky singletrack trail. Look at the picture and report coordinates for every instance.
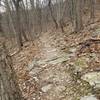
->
[28,29,100,100]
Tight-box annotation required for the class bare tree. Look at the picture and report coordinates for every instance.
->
[48,0,58,29]
[74,0,83,32]
[12,0,28,48]
[0,43,25,100]
[0,0,3,33]
[90,0,95,20]
[0,0,98,41]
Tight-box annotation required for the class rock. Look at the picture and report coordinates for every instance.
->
[41,84,53,92]
[38,53,70,65]
[30,67,42,75]
[28,60,39,70]
[49,55,70,64]
[69,48,77,53]
[32,77,39,82]
[93,28,100,35]
[55,86,66,92]
[80,95,97,100]
[81,72,100,88]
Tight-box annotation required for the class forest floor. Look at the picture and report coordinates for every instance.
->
[11,21,100,100]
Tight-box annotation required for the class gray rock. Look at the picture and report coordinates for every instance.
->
[41,84,53,92]
[69,48,77,53]
[30,67,42,75]
[94,28,100,35]
[80,95,97,100]
[55,86,66,92]
[28,60,39,70]
[81,72,100,88]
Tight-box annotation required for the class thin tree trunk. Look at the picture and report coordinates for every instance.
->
[90,0,95,20]
[0,43,25,100]
[74,0,83,32]
[48,0,58,29]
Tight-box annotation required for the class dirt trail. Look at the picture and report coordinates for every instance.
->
[29,32,94,100]
[30,32,71,100]
[39,32,59,60]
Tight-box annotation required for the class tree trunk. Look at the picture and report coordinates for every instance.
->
[0,12,3,32]
[90,0,95,19]
[74,0,83,32]
[48,0,58,29]
[0,43,24,100]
